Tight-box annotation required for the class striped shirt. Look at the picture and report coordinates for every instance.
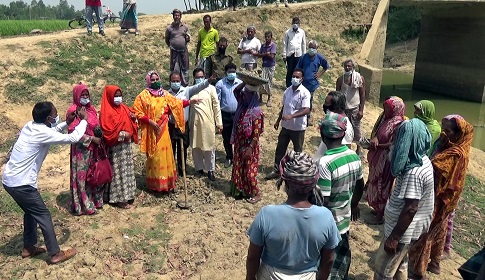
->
[384,156,435,244]
[317,146,363,234]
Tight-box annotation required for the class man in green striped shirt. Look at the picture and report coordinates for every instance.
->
[317,112,365,279]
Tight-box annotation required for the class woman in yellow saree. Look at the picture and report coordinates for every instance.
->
[133,71,197,192]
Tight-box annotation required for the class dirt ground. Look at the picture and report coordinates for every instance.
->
[0,1,481,279]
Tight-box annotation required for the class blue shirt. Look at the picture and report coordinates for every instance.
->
[247,204,341,273]
[215,77,242,113]
[296,53,330,92]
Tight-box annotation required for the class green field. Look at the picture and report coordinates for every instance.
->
[0,20,68,36]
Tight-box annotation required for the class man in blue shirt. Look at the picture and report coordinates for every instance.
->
[215,63,242,168]
[246,151,340,279]
[296,40,330,125]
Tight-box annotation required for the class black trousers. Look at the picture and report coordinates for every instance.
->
[274,127,305,169]
[229,0,237,8]
[285,54,300,88]
[222,111,235,160]
[3,184,61,256]
[168,121,190,175]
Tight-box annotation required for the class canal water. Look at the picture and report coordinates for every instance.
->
[380,70,485,151]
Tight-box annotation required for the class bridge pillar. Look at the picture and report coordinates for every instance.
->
[413,3,485,102]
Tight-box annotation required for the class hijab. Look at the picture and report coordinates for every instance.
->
[390,118,431,177]
[66,83,99,135]
[230,87,263,144]
[145,71,165,97]
[414,100,441,146]
[100,85,138,146]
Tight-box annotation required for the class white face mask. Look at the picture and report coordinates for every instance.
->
[291,77,302,87]
[80,98,90,106]
[50,115,60,127]
[344,70,353,76]
[113,96,123,105]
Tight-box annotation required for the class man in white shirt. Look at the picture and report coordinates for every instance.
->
[237,26,262,71]
[266,68,311,179]
[2,102,88,264]
[283,16,306,87]
[336,59,365,156]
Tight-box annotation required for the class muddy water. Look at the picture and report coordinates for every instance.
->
[380,70,485,151]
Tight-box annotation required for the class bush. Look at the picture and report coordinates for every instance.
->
[387,7,422,44]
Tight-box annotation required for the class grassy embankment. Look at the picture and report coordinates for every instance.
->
[0,20,68,36]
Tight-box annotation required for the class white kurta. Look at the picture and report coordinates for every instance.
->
[189,85,222,151]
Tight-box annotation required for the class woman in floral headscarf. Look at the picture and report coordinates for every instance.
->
[366,96,405,224]
[67,83,103,215]
[409,115,474,278]
[132,71,199,192]
[100,85,138,209]
[230,82,264,204]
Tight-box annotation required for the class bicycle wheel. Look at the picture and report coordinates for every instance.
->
[79,18,87,28]
[69,19,78,29]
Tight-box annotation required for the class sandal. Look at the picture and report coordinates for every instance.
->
[49,248,77,265]
[246,196,261,204]
[22,246,47,258]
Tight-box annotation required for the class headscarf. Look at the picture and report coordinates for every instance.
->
[230,87,263,144]
[390,118,431,177]
[277,150,319,194]
[370,96,406,139]
[373,96,405,141]
[320,112,347,139]
[66,83,99,135]
[145,71,165,97]
[100,85,138,146]
[414,100,441,146]
[430,115,473,212]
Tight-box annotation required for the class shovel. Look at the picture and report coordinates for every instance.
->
[176,138,191,209]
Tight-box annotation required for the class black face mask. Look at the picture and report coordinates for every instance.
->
[323,105,332,114]
[218,47,226,55]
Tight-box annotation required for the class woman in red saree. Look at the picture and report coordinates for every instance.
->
[230,82,264,204]
[366,96,405,224]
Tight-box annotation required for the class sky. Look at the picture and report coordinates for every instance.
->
[0,0,190,15]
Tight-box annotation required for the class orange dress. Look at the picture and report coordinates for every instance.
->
[133,89,185,192]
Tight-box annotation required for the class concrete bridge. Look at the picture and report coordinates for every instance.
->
[358,0,485,103]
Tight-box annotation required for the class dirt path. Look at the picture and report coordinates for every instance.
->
[0,1,479,279]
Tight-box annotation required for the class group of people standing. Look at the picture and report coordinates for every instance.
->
[1,6,477,279]
[84,0,139,36]
[245,92,475,279]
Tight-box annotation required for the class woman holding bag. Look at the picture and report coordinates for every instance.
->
[100,85,138,209]
[67,83,104,216]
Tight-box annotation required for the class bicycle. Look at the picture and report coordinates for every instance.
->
[68,6,119,29]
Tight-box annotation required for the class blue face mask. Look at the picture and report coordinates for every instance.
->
[227,72,237,81]
[308,48,317,56]
[194,78,204,85]
[171,82,181,90]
